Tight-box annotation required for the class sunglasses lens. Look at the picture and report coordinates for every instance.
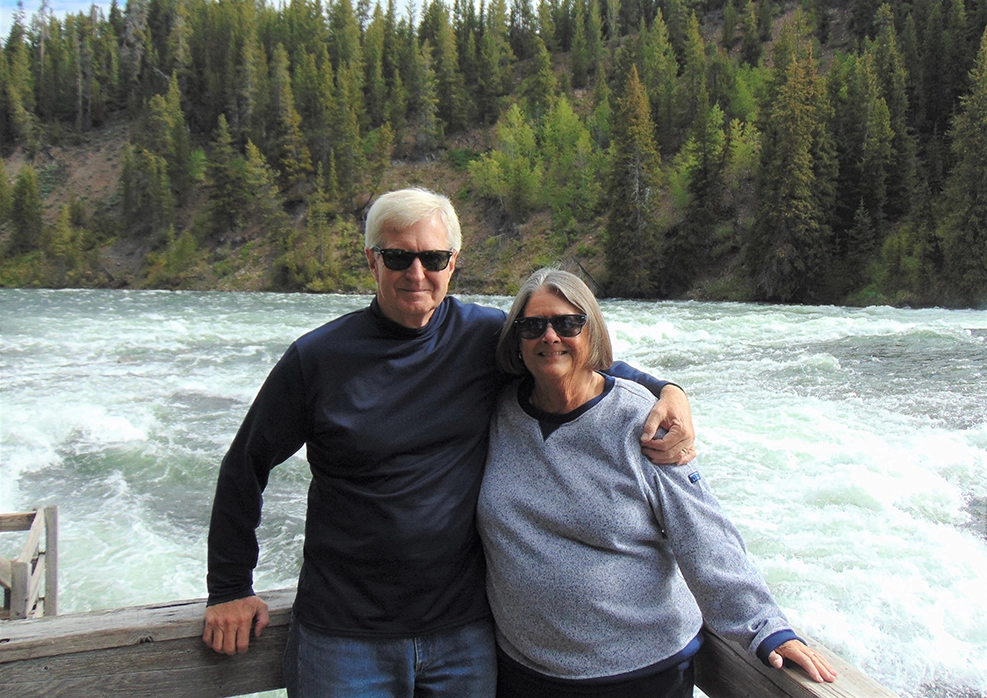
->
[419,251,452,271]
[377,249,451,271]
[378,250,413,270]
[515,315,587,339]
[553,315,586,336]
[516,318,548,339]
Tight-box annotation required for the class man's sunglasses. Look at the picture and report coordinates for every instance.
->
[372,247,454,272]
[514,314,588,340]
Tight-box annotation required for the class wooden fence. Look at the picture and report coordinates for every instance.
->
[0,507,58,621]
[0,586,900,698]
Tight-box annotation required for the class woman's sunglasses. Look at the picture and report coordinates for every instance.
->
[372,247,454,272]
[514,314,588,340]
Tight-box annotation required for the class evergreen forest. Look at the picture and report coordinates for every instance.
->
[1,0,986,307]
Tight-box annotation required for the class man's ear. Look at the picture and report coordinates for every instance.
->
[366,247,380,283]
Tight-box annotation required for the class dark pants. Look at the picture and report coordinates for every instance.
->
[495,647,694,698]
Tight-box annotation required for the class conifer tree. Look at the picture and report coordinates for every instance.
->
[269,43,313,193]
[749,16,835,302]
[164,73,193,202]
[537,0,557,52]
[411,41,444,157]
[723,0,738,49]
[3,12,38,148]
[10,164,44,254]
[433,6,470,131]
[679,12,709,135]
[243,140,290,240]
[0,159,12,224]
[522,36,557,122]
[570,0,589,89]
[328,0,364,73]
[509,0,538,59]
[938,28,987,305]
[606,0,621,45]
[639,11,679,154]
[364,5,389,128]
[333,61,367,203]
[739,0,762,66]
[869,4,917,219]
[662,87,728,295]
[605,66,662,298]
[207,114,249,233]
[477,0,515,124]
[42,204,84,285]
[588,74,613,149]
[586,0,604,75]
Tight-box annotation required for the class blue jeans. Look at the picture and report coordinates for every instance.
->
[283,616,497,698]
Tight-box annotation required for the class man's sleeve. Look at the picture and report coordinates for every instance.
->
[604,360,676,398]
[206,344,310,605]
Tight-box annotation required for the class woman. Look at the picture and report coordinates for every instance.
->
[476,269,837,698]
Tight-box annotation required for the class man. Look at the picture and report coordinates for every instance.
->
[203,188,696,697]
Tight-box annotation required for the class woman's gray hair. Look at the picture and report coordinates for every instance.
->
[364,188,462,251]
[496,268,613,375]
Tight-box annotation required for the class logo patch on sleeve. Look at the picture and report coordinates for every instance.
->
[688,471,702,484]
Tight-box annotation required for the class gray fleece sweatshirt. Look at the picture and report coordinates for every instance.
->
[476,376,796,679]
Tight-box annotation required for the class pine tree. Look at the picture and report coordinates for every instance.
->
[0,159,12,224]
[869,4,917,219]
[586,0,604,75]
[412,41,444,157]
[537,0,557,52]
[679,12,709,136]
[723,0,739,49]
[364,5,389,128]
[433,6,470,131]
[605,66,662,298]
[606,0,621,45]
[10,164,44,254]
[749,14,835,302]
[588,74,613,149]
[328,0,364,73]
[333,61,367,203]
[206,114,249,233]
[3,11,38,148]
[164,73,193,202]
[522,36,557,122]
[662,87,728,295]
[243,140,290,241]
[477,0,514,124]
[938,28,987,305]
[570,0,588,89]
[42,204,84,285]
[639,11,679,154]
[739,0,762,66]
[269,43,313,193]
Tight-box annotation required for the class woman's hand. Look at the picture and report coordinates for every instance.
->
[641,385,696,465]
[769,640,839,683]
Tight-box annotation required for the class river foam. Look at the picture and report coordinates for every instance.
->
[1,290,985,697]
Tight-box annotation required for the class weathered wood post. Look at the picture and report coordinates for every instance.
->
[0,506,58,620]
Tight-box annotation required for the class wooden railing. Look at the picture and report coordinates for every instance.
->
[0,507,58,621]
[0,586,899,698]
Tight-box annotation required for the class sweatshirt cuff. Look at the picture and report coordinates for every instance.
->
[206,587,256,607]
[756,629,804,665]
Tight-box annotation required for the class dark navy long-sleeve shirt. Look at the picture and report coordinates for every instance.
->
[206,296,669,638]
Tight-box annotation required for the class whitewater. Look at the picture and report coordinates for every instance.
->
[1,289,985,697]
